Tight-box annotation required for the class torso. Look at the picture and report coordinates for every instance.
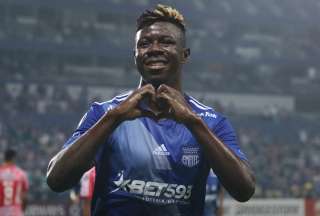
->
[0,164,28,216]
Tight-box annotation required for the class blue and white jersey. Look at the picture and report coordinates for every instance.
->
[63,91,248,216]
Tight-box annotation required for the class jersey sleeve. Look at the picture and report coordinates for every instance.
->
[63,102,105,149]
[213,116,248,161]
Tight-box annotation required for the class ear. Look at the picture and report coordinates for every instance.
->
[181,48,190,63]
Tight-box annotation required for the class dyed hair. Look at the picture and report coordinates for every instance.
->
[136,4,186,33]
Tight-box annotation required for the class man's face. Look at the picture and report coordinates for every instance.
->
[135,21,188,87]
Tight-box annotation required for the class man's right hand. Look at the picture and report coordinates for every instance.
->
[46,85,159,192]
[112,84,157,122]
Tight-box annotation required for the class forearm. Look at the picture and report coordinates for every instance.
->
[21,192,27,211]
[46,109,120,192]
[82,199,91,216]
[186,117,255,202]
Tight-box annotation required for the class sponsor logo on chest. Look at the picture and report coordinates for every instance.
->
[152,144,170,156]
[181,146,200,167]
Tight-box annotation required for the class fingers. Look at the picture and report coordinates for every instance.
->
[140,84,157,105]
[156,92,176,119]
[139,110,158,121]
[118,84,189,122]
[130,108,154,118]
[128,84,156,104]
[140,84,156,97]
[157,84,174,95]
[157,107,174,119]
[156,85,177,109]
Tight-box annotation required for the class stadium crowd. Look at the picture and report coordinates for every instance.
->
[1,0,320,204]
[1,0,320,95]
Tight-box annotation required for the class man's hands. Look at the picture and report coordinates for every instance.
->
[113,84,198,124]
[156,84,199,124]
[113,84,157,121]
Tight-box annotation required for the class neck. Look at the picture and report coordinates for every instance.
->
[138,78,182,91]
[3,161,14,165]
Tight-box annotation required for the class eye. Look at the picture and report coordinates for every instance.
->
[138,39,150,48]
[160,38,176,46]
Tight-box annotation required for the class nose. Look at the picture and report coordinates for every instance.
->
[147,41,164,55]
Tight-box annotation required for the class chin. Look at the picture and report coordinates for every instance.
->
[143,74,167,85]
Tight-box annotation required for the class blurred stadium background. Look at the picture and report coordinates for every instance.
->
[0,0,320,215]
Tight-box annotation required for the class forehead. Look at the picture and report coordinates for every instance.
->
[136,21,182,41]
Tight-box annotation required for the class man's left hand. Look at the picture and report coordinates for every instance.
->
[156,84,199,124]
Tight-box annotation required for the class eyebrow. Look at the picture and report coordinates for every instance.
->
[140,34,175,40]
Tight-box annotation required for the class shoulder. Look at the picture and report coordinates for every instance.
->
[185,94,233,129]
[82,90,132,122]
[185,94,219,119]
[11,165,28,180]
[91,90,132,113]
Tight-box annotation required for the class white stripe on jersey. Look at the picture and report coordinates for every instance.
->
[188,97,211,111]
[115,91,132,99]
[107,91,132,104]
[161,144,168,151]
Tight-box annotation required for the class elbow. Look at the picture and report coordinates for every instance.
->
[234,161,256,202]
[235,182,255,202]
[46,159,70,192]
[46,172,68,193]
[233,176,256,202]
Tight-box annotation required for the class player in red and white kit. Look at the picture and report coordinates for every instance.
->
[79,167,95,216]
[0,149,29,216]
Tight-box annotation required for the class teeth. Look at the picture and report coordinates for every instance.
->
[145,58,167,64]
[149,63,165,66]
[147,61,166,65]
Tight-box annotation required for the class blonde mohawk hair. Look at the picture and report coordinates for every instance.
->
[136,4,186,32]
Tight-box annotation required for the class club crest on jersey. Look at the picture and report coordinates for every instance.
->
[181,146,200,167]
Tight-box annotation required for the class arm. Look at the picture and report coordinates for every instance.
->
[46,85,157,192]
[21,191,28,211]
[21,172,29,211]
[186,118,255,202]
[157,84,255,202]
[82,198,91,216]
[46,110,119,192]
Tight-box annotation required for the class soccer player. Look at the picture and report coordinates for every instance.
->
[204,170,224,216]
[0,149,29,216]
[70,167,96,216]
[79,167,96,216]
[47,4,255,215]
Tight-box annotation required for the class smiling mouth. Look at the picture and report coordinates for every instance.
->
[145,59,168,69]
[147,62,167,68]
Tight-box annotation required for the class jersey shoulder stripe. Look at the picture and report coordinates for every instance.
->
[187,95,213,111]
[114,90,132,99]
[96,91,132,112]
[107,91,132,104]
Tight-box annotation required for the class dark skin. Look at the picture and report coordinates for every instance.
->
[46,21,255,202]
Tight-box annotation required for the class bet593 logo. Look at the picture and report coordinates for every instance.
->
[113,172,192,201]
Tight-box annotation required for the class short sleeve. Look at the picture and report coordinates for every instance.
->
[63,103,105,149]
[213,116,248,161]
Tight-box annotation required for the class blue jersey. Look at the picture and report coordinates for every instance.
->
[63,91,248,216]
[204,170,221,216]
